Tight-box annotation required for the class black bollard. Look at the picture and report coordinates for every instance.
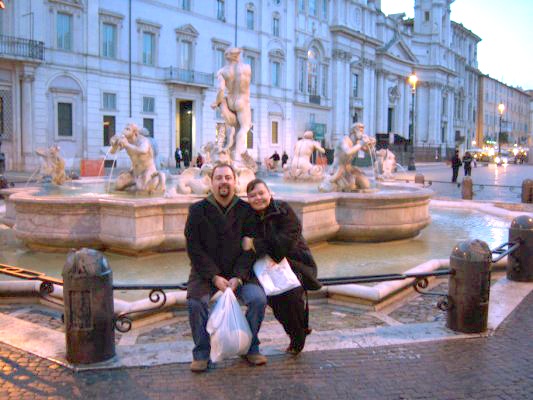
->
[62,248,115,364]
[461,177,473,200]
[447,240,492,333]
[414,173,424,185]
[521,179,533,203]
[507,215,533,282]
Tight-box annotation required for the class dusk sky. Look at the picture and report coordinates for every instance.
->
[380,0,533,90]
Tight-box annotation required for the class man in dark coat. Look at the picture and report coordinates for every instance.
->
[185,163,267,372]
[450,150,462,183]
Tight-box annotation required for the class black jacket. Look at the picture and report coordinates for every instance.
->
[242,199,322,291]
[185,195,253,298]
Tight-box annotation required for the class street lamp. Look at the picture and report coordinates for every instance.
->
[407,73,418,171]
[497,102,505,165]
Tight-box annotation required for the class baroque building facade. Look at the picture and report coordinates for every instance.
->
[0,0,481,171]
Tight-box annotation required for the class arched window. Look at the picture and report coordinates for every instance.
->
[307,48,319,95]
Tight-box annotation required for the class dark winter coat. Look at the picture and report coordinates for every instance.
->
[185,195,254,299]
[451,154,462,169]
[242,199,322,291]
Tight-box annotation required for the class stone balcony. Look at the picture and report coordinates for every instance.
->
[0,35,44,62]
[164,67,213,88]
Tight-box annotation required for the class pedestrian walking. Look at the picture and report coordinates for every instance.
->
[281,151,289,168]
[463,151,473,176]
[450,150,462,183]
[175,147,182,169]
[183,149,190,168]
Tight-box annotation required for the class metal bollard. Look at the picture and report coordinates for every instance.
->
[521,179,533,203]
[62,248,115,364]
[414,173,424,185]
[461,177,473,200]
[507,215,533,282]
[447,240,492,333]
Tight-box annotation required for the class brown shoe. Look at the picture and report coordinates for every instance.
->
[245,353,267,366]
[190,359,208,373]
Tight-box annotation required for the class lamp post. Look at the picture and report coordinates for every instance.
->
[497,103,505,163]
[407,73,418,171]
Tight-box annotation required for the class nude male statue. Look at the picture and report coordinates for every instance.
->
[319,123,376,192]
[284,131,326,181]
[210,47,252,166]
[35,145,67,185]
[109,123,166,193]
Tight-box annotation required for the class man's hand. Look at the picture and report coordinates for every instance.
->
[212,275,230,291]
[242,236,254,251]
[228,277,242,292]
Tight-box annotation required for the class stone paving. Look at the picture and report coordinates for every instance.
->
[0,288,531,399]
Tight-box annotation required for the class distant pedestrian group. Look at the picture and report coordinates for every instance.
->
[450,150,474,183]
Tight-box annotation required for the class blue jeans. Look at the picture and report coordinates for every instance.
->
[187,283,267,361]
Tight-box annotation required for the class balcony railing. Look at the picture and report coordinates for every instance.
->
[309,95,321,105]
[165,67,213,87]
[0,35,44,61]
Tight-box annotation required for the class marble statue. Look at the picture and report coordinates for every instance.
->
[375,148,397,180]
[210,47,252,167]
[109,122,166,194]
[35,145,67,185]
[284,131,326,181]
[319,122,376,192]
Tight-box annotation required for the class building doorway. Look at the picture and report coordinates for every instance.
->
[178,100,193,158]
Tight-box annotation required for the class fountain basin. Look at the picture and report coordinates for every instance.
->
[1,183,432,254]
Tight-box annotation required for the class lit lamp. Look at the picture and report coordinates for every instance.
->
[497,102,505,165]
[407,73,418,171]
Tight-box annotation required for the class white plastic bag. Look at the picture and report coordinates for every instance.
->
[206,288,252,363]
[253,256,301,296]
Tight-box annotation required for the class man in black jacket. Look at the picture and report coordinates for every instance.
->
[185,163,267,372]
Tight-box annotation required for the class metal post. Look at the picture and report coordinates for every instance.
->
[414,173,424,185]
[461,177,473,200]
[521,179,533,203]
[447,239,492,333]
[507,215,533,282]
[62,248,115,364]
[408,88,416,171]
[498,113,502,158]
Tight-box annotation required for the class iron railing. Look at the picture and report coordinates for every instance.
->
[0,236,523,333]
[165,67,213,87]
[0,35,45,61]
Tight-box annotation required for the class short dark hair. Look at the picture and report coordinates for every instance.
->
[210,163,236,179]
[246,178,269,194]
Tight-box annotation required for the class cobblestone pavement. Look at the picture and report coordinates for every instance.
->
[0,287,531,400]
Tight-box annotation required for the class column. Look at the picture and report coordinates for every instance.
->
[331,49,349,143]
[375,70,385,133]
[403,81,410,139]
[20,68,35,159]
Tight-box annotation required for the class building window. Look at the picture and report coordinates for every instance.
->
[351,72,359,98]
[272,16,280,37]
[217,0,225,21]
[271,61,280,87]
[181,0,191,11]
[143,118,154,137]
[298,0,305,13]
[246,9,254,30]
[143,96,155,113]
[307,48,318,95]
[57,103,73,137]
[322,0,328,19]
[180,41,192,69]
[271,121,279,144]
[424,11,430,22]
[321,64,328,97]
[103,115,115,146]
[103,93,117,110]
[309,0,317,16]
[215,48,225,71]
[297,57,305,93]
[57,12,72,50]
[143,32,155,65]
[245,55,256,83]
[102,23,117,58]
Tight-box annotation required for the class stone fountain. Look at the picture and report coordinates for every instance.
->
[0,48,432,254]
